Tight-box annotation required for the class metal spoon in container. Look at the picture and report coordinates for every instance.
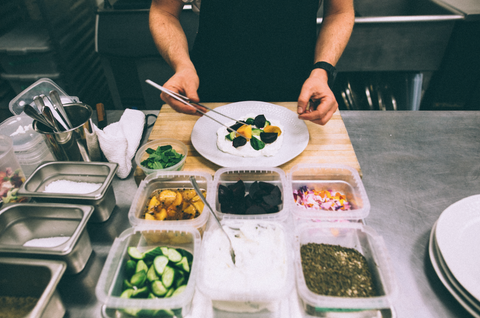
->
[24,104,57,131]
[49,90,73,129]
[41,95,69,131]
[189,176,236,265]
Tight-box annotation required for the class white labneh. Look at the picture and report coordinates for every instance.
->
[216,114,284,157]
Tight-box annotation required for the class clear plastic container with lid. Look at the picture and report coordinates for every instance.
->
[294,222,398,314]
[287,163,370,221]
[96,225,200,318]
[129,171,212,235]
[0,135,27,204]
[0,113,53,177]
[209,167,289,221]
[8,77,78,116]
[197,218,294,314]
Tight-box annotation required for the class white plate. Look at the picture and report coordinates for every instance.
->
[429,221,480,317]
[435,194,480,301]
[191,101,309,168]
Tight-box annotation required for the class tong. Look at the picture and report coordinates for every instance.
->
[145,79,249,140]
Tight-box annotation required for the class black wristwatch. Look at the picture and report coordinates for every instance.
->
[312,61,337,89]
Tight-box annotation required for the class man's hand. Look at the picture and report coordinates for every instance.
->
[160,68,207,115]
[297,69,338,125]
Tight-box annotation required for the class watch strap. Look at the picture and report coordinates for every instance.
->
[312,61,337,88]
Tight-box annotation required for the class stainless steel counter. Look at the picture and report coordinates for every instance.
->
[341,111,480,318]
[57,110,480,318]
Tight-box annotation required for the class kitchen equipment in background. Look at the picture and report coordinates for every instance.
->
[334,72,425,111]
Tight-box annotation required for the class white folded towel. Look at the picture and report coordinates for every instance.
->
[94,109,145,179]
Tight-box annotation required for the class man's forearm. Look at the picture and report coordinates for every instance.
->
[314,0,355,66]
[149,0,195,72]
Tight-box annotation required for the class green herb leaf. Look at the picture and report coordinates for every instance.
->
[140,144,184,170]
[250,137,265,151]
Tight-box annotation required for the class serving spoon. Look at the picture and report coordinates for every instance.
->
[189,176,236,265]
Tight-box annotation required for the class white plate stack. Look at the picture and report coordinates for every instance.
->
[429,194,480,317]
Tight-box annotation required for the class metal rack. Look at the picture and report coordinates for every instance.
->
[34,0,112,109]
[0,0,24,113]
[0,0,112,112]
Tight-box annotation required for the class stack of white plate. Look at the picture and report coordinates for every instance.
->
[429,194,480,317]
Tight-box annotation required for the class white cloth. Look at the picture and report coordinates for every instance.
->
[94,109,145,179]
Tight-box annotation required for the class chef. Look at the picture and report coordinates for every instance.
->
[149,0,354,125]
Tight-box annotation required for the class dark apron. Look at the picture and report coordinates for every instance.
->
[190,0,319,102]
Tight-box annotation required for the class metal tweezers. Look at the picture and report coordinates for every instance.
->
[145,79,249,139]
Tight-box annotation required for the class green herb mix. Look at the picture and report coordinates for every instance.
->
[300,243,377,298]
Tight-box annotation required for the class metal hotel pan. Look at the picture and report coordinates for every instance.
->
[18,161,118,223]
[0,203,94,274]
[0,257,66,318]
[33,102,103,162]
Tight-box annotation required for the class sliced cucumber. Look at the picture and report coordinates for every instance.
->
[174,271,186,289]
[225,131,236,141]
[165,248,182,263]
[252,128,262,136]
[165,287,175,298]
[132,286,149,298]
[146,264,159,282]
[148,292,157,299]
[127,247,144,260]
[151,280,168,297]
[174,256,190,273]
[120,288,134,299]
[130,270,147,287]
[125,259,136,278]
[160,246,170,255]
[153,255,169,276]
[172,285,187,297]
[123,279,134,290]
[143,246,164,261]
[157,309,175,317]
[162,266,176,289]
[179,249,193,264]
[136,260,148,273]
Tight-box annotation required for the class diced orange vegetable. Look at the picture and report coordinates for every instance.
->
[145,213,155,220]
[236,124,252,140]
[263,125,282,136]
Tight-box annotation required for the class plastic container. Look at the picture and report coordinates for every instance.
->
[287,164,370,221]
[129,171,211,235]
[197,219,294,314]
[210,167,289,222]
[0,134,27,205]
[8,77,78,116]
[0,24,58,75]
[294,222,397,314]
[0,113,54,177]
[96,226,200,318]
[135,138,188,175]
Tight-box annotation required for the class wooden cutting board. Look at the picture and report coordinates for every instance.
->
[144,102,361,178]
